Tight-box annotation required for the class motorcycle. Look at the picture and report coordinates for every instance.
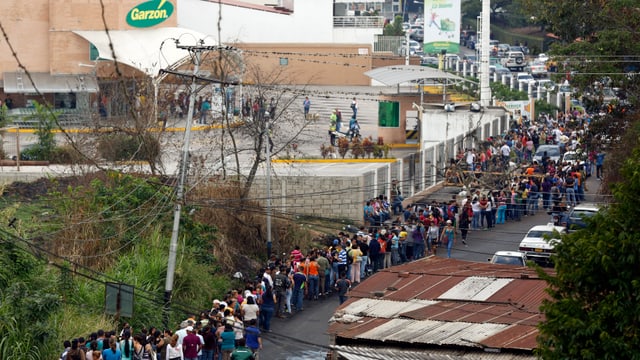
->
[329,126,361,146]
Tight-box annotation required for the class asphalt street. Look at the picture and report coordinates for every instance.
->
[261,174,606,359]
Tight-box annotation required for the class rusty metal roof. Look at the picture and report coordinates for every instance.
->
[331,345,536,360]
[329,257,552,355]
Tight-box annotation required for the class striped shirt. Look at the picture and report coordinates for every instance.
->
[338,249,347,265]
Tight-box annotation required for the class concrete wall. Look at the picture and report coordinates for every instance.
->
[249,175,365,223]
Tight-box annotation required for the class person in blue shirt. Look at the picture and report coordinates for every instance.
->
[596,151,605,179]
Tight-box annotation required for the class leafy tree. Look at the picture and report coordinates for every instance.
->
[21,101,58,161]
[518,0,640,91]
[490,82,528,101]
[383,15,405,36]
[537,126,640,359]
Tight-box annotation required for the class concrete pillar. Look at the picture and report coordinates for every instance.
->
[493,72,498,82]
[537,84,542,100]
[556,92,562,110]
[511,75,517,90]
[502,74,508,85]
[547,90,552,104]
[463,62,468,77]
[519,80,525,92]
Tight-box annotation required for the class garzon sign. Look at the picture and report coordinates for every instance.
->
[127,0,174,28]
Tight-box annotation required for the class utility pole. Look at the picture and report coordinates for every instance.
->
[265,116,272,259]
[163,44,201,328]
[160,42,239,328]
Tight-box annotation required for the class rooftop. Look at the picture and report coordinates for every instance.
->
[328,257,553,356]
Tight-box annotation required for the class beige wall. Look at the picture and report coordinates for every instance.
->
[239,43,376,86]
[0,0,178,76]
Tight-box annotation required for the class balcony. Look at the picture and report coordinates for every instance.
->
[333,16,385,28]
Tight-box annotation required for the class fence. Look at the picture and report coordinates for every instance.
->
[373,35,404,54]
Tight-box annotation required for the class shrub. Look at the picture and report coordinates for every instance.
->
[351,137,364,158]
[362,137,375,158]
[337,137,350,158]
[97,133,160,162]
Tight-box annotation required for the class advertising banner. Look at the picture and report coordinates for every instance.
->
[423,0,461,55]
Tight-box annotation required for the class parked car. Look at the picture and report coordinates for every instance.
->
[518,223,566,265]
[562,203,601,232]
[537,53,549,63]
[489,64,511,77]
[535,79,556,92]
[421,56,439,67]
[497,43,511,57]
[488,251,527,266]
[517,72,536,87]
[411,28,424,42]
[398,40,421,55]
[560,151,585,166]
[463,54,477,64]
[527,61,548,78]
[533,144,562,163]
[466,36,476,49]
[502,51,526,72]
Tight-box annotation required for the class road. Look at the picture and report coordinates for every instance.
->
[261,174,604,359]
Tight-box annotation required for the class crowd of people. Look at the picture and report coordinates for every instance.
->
[61,107,606,360]
[362,109,603,260]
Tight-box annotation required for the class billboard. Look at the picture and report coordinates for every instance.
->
[423,0,461,55]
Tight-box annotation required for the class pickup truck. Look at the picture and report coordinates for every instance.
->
[502,51,526,72]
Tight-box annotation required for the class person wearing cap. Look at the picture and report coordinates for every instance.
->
[439,220,456,258]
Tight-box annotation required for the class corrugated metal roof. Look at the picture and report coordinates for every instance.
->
[332,345,536,360]
[439,277,514,301]
[329,257,553,355]
[342,298,437,318]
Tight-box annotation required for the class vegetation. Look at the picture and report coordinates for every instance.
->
[537,122,640,358]
[383,15,405,36]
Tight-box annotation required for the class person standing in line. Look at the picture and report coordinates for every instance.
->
[244,319,262,359]
[218,324,235,360]
[335,272,351,305]
[350,97,358,119]
[440,220,456,258]
[349,243,363,284]
[291,264,307,312]
[303,96,311,120]
[596,149,605,179]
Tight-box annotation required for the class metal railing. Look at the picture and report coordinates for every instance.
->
[333,16,385,28]
[373,35,403,53]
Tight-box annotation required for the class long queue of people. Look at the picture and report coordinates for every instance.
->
[59,292,267,360]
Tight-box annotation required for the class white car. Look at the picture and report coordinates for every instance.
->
[518,224,566,265]
[489,251,527,266]
[537,53,549,63]
[561,151,585,166]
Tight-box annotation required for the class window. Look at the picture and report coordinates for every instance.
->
[279,58,288,66]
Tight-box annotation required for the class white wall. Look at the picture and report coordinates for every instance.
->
[421,107,506,147]
[178,0,381,45]
[178,0,334,43]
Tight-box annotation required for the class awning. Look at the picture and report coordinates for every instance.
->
[73,27,215,77]
[3,72,99,93]
[365,65,469,86]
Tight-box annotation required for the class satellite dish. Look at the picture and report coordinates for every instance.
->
[444,103,455,112]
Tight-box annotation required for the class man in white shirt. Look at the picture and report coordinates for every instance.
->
[466,149,476,171]
[500,143,511,167]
